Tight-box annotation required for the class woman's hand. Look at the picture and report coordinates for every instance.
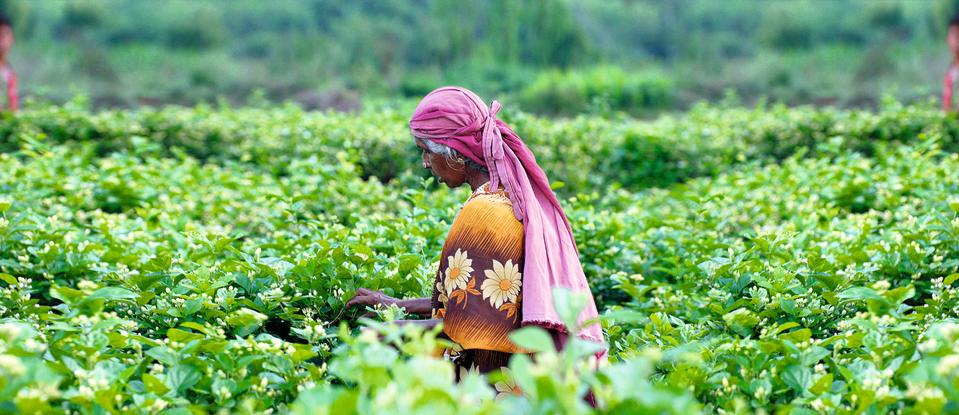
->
[346,288,398,311]
[345,289,433,318]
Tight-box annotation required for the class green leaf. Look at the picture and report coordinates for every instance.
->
[801,346,830,366]
[291,344,318,363]
[810,373,833,395]
[85,287,138,302]
[167,328,204,343]
[945,273,959,286]
[782,365,812,394]
[182,297,204,316]
[779,328,812,344]
[507,354,536,394]
[179,322,208,335]
[771,322,801,336]
[698,257,731,277]
[551,287,586,332]
[883,285,914,305]
[397,254,419,274]
[142,373,170,395]
[602,309,649,324]
[146,347,178,366]
[779,299,798,315]
[837,287,886,303]
[293,385,357,414]
[723,308,759,337]
[226,308,267,326]
[49,284,85,305]
[509,326,555,353]
[822,291,839,306]
[226,308,267,336]
[0,273,17,286]
[137,291,156,306]
[165,364,201,395]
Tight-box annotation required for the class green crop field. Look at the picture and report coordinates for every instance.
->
[2,102,959,414]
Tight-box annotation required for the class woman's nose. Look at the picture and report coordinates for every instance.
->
[422,153,430,169]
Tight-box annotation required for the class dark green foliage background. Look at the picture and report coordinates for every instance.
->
[2,0,955,112]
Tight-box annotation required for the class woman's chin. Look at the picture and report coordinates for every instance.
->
[433,175,463,189]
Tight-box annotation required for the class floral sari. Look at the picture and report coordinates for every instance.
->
[431,184,525,375]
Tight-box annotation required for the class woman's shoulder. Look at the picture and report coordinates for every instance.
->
[467,187,511,207]
[462,187,518,224]
[449,186,523,244]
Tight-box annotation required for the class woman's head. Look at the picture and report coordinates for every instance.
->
[415,136,488,188]
[409,87,493,189]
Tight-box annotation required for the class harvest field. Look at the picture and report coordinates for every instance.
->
[2,102,959,414]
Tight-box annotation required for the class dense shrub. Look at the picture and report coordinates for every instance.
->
[1,101,957,193]
[2,105,959,413]
[516,66,674,115]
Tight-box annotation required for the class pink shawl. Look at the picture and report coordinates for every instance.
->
[409,86,606,354]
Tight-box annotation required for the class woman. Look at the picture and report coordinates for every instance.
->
[346,86,605,375]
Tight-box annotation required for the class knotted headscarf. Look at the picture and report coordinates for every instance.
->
[409,86,606,356]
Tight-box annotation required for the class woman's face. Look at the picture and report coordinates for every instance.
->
[415,139,467,188]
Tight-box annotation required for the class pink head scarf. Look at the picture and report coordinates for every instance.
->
[409,86,606,355]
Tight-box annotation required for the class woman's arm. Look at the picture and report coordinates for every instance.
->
[346,288,433,317]
[393,298,432,316]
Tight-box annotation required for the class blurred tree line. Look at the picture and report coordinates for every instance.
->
[2,0,955,112]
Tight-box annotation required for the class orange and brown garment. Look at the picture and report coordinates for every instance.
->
[430,185,524,374]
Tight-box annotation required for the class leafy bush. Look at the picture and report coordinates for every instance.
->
[2,104,959,413]
[596,140,959,412]
[289,296,700,415]
[2,100,957,193]
[516,66,674,115]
